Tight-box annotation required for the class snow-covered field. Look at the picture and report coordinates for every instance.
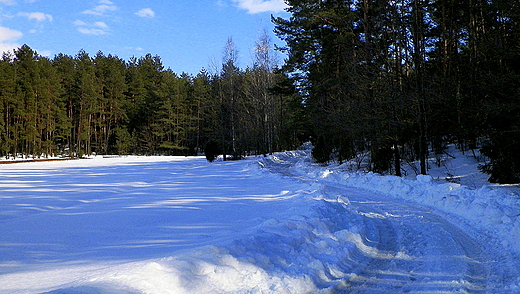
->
[0,149,519,293]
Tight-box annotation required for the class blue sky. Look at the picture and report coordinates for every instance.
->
[0,0,289,74]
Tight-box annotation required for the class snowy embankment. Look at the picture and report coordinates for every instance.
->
[263,149,520,252]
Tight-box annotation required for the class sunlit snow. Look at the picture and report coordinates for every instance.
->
[0,149,519,293]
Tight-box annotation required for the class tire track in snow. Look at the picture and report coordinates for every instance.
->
[263,155,495,293]
[341,192,490,293]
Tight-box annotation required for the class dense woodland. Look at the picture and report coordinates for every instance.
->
[2,0,520,183]
[273,0,520,183]
[0,34,302,161]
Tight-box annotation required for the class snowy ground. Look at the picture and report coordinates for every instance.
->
[0,149,519,293]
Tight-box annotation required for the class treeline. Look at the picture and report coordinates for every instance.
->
[274,0,520,183]
[0,35,302,159]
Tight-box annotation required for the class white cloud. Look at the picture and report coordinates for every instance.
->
[135,8,155,18]
[74,20,110,35]
[93,21,108,28]
[74,20,87,26]
[233,0,287,14]
[82,0,118,16]
[18,12,53,21]
[0,0,16,4]
[0,26,22,42]
[0,26,22,54]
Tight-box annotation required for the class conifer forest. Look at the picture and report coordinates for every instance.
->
[0,35,301,161]
[1,0,520,183]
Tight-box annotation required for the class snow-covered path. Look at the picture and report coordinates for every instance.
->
[307,185,492,292]
[262,152,517,293]
[0,151,518,293]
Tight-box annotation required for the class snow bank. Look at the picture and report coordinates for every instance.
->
[76,193,377,293]
[260,150,520,252]
[0,197,375,293]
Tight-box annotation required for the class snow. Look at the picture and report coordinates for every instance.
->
[286,146,520,252]
[0,149,519,293]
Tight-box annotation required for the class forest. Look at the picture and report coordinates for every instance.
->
[1,0,520,183]
[273,0,520,183]
[0,34,303,162]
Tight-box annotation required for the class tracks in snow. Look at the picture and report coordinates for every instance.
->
[263,158,503,293]
[334,185,491,293]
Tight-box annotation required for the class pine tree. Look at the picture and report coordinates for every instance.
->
[0,52,17,157]
[94,52,128,154]
[73,50,102,157]
[126,54,165,154]
[12,45,35,156]
[192,69,214,154]
[53,53,76,156]
[477,0,520,183]
[36,56,65,156]
[274,0,361,163]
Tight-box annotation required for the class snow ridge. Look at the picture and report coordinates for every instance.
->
[260,150,520,252]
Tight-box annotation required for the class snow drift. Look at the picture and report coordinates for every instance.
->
[260,150,520,253]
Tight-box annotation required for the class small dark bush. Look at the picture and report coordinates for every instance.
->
[204,141,221,162]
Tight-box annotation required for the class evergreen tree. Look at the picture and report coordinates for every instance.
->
[94,52,128,154]
[0,52,17,157]
[53,53,76,156]
[193,69,215,154]
[476,0,520,183]
[35,55,66,156]
[126,54,165,154]
[73,50,102,157]
[274,0,359,163]
[154,71,196,155]
[13,45,40,157]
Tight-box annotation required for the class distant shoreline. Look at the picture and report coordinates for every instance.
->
[0,158,79,164]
